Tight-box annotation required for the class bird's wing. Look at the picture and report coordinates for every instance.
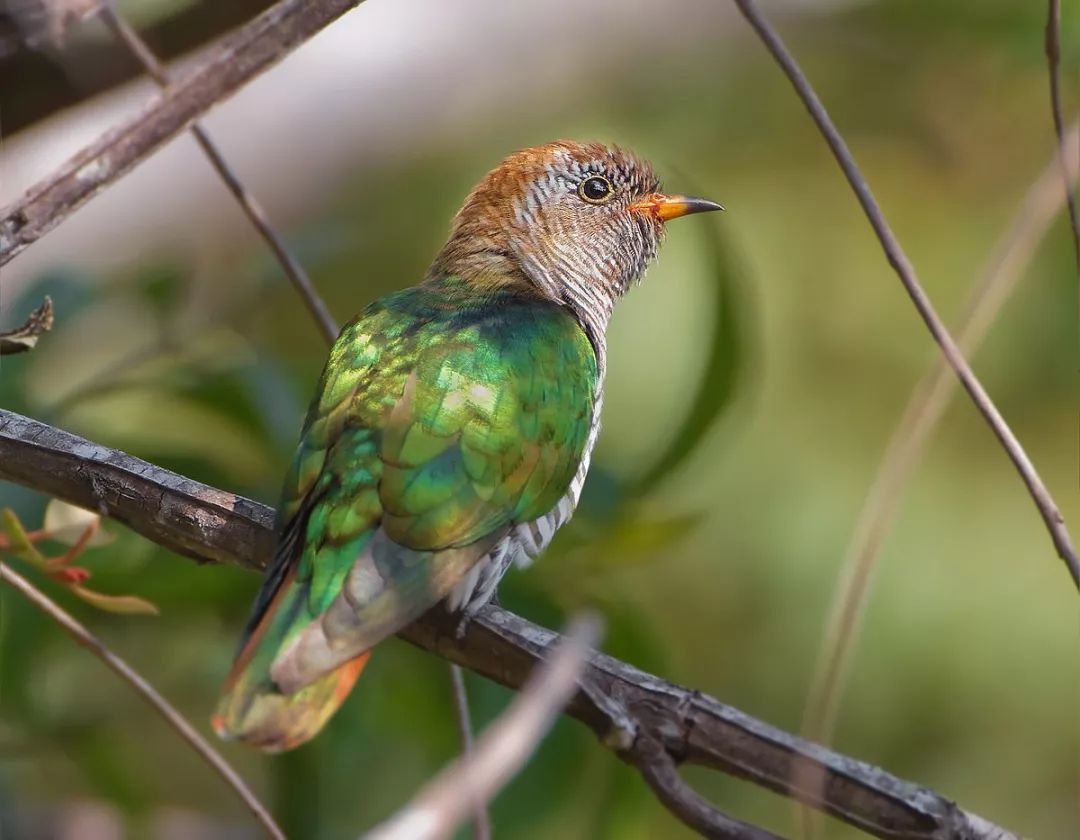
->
[261,290,598,692]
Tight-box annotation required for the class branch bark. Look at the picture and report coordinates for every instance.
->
[0,0,365,267]
[0,408,1018,840]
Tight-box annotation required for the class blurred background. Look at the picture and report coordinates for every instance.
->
[1,0,1077,837]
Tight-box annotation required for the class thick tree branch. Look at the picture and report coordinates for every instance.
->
[0,408,1018,840]
[0,0,365,267]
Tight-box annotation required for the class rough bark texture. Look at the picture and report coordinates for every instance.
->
[0,409,1017,840]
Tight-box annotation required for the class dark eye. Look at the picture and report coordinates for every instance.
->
[578,175,614,204]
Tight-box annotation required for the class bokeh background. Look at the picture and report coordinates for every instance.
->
[1,0,1077,837]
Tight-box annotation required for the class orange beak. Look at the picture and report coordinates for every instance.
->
[629,193,724,222]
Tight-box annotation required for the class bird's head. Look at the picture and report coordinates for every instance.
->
[429,140,721,333]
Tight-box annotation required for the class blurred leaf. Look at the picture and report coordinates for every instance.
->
[0,297,53,356]
[43,499,114,547]
[551,509,704,579]
[633,218,745,492]
[60,389,277,484]
[1,508,48,571]
[69,586,160,616]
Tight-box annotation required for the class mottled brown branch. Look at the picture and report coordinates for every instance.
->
[0,0,365,267]
[0,0,274,134]
[0,560,284,840]
[0,408,1019,840]
[730,0,1080,590]
[1045,0,1080,269]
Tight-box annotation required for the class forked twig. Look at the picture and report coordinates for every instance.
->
[795,123,1080,838]
[366,615,601,840]
[0,561,284,840]
[730,0,1080,589]
[96,1,338,344]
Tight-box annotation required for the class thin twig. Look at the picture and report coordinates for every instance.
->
[0,408,1021,840]
[95,1,338,343]
[795,123,1080,840]
[0,561,285,840]
[0,0,366,267]
[367,615,601,840]
[730,0,1080,589]
[630,736,782,840]
[448,663,492,840]
[1046,0,1080,270]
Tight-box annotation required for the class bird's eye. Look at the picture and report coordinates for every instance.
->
[578,175,614,204]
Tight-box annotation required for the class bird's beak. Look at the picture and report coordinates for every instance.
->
[629,193,724,222]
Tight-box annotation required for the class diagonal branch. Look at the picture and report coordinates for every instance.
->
[366,615,602,840]
[0,408,1019,840]
[0,560,284,840]
[795,121,1080,840]
[729,0,1080,590]
[95,1,339,344]
[0,0,366,267]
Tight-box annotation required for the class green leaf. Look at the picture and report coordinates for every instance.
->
[633,218,746,492]
[1,508,49,570]
[69,586,160,616]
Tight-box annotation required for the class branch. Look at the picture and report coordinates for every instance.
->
[730,0,1080,590]
[1045,0,1080,268]
[0,0,366,267]
[0,0,274,134]
[796,120,1080,838]
[447,662,492,840]
[0,408,1019,840]
[94,1,339,343]
[366,615,601,840]
[0,560,284,840]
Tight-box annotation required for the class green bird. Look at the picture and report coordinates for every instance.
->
[213,141,722,751]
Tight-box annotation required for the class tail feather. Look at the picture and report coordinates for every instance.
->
[212,568,369,752]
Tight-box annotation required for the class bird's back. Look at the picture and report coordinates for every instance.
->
[213,278,600,750]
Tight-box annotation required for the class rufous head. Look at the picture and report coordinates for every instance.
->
[429,141,721,333]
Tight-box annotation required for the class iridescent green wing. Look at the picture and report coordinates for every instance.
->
[267,286,599,691]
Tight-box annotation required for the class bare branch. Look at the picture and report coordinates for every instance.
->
[796,122,1080,838]
[0,0,366,267]
[367,615,601,840]
[729,0,1080,589]
[0,560,284,840]
[0,408,1020,840]
[1046,0,1080,268]
[93,1,339,343]
[447,663,492,840]
[629,735,782,840]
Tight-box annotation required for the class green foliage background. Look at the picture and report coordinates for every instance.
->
[1,0,1076,837]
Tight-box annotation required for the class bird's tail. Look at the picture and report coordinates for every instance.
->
[211,567,369,752]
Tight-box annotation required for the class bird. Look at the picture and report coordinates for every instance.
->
[212,140,722,751]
